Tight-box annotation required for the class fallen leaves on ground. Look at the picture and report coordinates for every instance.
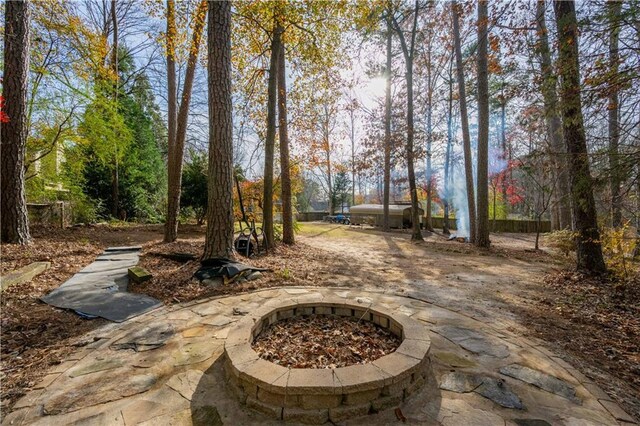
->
[132,239,349,304]
[252,315,400,368]
[516,269,640,420]
[1,226,108,412]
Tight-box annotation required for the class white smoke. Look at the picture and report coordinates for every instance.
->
[451,164,470,238]
[437,117,510,239]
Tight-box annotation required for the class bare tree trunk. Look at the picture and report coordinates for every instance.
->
[608,0,622,228]
[536,0,571,230]
[500,85,508,215]
[263,23,281,249]
[452,1,476,243]
[405,59,422,241]
[203,0,234,259]
[350,106,356,207]
[442,55,453,235]
[554,0,607,275]
[111,0,119,218]
[324,119,333,214]
[391,0,423,241]
[277,37,294,245]
[424,31,434,233]
[1,0,31,244]
[165,0,208,242]
[476,0,490,248]
[383,15,392,231]
[164,0,178,241]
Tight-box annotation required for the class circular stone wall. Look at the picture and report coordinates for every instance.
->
[223,296,431,424]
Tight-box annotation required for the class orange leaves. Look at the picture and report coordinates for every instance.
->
[489,34,500,53]
[154,0,207,64]
[488,55,503,74]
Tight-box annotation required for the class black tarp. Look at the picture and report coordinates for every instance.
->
[194,258,268,281]
[41,247,162,322]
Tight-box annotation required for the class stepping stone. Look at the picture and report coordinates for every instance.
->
[433,325,510,358]
[438,399,505,426]
[44,373,158,415]
[439,372,483,392]
[121,387,189,425]
[214,327,230,339]
[105,246,142,252]
[182,326,207,338]
[500,363,581,404]
[69,359,124,378]
[172,342,219,366]
[1,262,50,291]
[475,377,524,410]
[433,351,476,368]
[128,266,152,283]
[191,303,223,317]
[97,252,140,261]
[256,290,281,299]
[201,315,234,327]
[440,372,524,410]
[132,349,170,369]
[111,323,175,352]
[167,310,197,321]
[166,369,205,401]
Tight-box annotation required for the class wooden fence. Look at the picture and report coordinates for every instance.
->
[295,212,550,233]
[428,217,551,233]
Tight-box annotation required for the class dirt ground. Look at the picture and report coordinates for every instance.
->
[1,222,638,421]
[297,223,640,421]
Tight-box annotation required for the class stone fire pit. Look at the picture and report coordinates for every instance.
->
[223,295,431,424]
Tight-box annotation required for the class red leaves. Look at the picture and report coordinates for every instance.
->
[0,96,9,123]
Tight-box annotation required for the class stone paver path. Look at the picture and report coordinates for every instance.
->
[5,287,637,425]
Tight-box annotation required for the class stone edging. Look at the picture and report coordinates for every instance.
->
[223,295,431,424]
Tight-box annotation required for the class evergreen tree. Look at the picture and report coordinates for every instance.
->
[79,51,165,221]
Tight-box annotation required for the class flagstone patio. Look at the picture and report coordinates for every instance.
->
[3,287,637,425]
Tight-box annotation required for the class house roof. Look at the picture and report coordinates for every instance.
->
[350,204,424,216]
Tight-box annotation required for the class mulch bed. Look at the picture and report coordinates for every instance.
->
[132,239,351,305]
[1,227,108,412]
[252,315,401,368]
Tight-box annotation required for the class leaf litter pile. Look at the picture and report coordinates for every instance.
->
[516,269,640,421]
[252,314,401,368]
